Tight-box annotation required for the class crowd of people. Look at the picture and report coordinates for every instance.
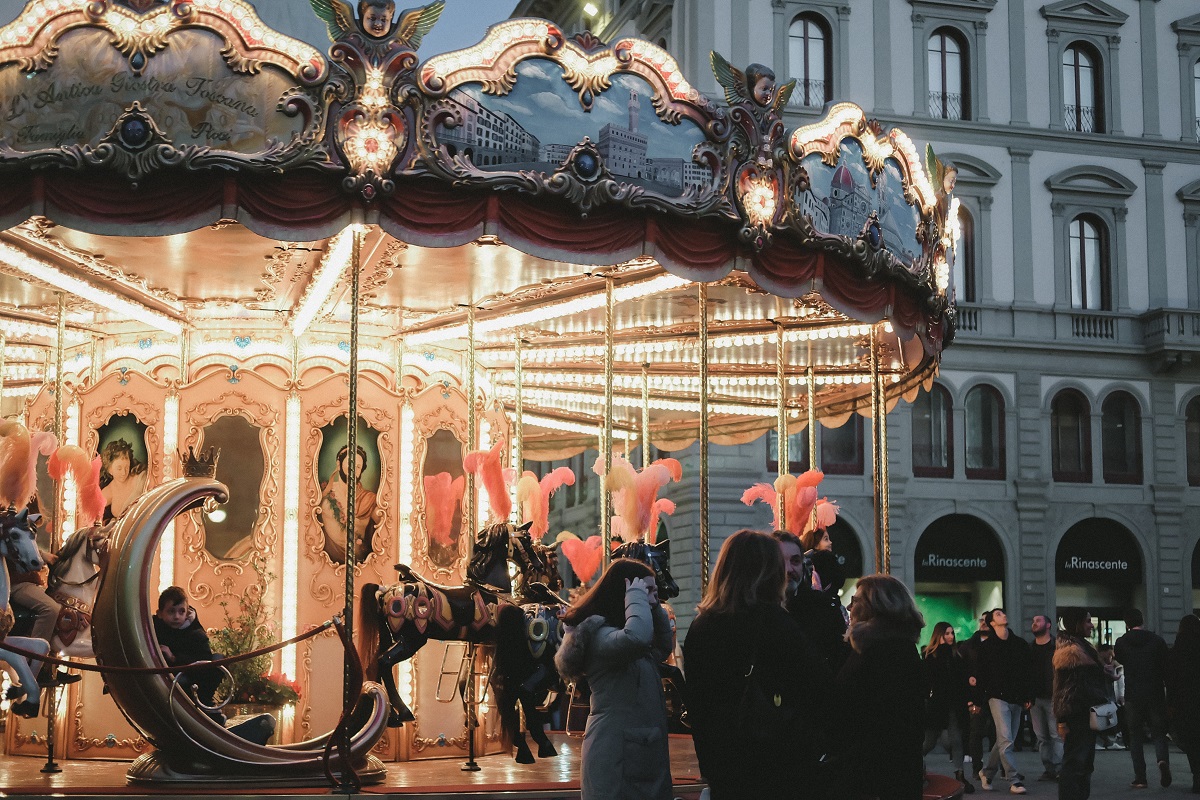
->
[553,527,1200,800]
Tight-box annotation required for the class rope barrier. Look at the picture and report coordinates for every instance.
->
[0,617,337,676]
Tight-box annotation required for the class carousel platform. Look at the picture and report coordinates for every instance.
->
[0,733,707,799]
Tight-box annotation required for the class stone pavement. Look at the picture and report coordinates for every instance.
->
[924,743,1198,798]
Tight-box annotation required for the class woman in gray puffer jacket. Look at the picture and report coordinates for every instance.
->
[555,558,675,800]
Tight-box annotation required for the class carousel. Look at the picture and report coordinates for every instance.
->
[0,0,959,796]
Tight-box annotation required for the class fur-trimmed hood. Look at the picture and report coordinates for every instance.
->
[846,618,919,654]
[553,614,608,683]
[1053,634,1099,670]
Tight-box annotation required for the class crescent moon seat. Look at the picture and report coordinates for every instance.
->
[91,477,389,786]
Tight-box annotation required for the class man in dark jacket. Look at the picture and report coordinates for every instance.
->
[960,613,993,780]
[1029,613,1062,781]
[976,608,1033,794]
[1113,608,1171,789]
[1054,608,1109,800]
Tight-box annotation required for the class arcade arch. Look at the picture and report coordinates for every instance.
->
[912,514,1005,641]
[1055,517,1145,644]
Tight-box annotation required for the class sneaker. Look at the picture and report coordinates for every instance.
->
[978,771,993,791]
[1010,782,1027,795]
[1159,761,1173,788]
[1131,778,1148,789]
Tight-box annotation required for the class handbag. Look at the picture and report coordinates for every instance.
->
[1089,701,1119,732]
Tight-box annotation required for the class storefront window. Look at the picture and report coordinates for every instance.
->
[822,416,863,475]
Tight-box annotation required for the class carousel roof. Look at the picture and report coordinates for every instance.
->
[0,0,958,455]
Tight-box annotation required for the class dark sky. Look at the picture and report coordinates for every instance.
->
[0,1,521,57]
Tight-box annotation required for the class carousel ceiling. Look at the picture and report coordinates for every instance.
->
[0,0,956,453]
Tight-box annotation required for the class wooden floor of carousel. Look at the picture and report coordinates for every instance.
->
[0,731,966,799]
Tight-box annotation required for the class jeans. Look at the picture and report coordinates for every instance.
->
[1060,716,1097,800]
[923,713,965,772]
[1123,698,1169,779]
[983,698,1023,782]
[1028,696,1062,774]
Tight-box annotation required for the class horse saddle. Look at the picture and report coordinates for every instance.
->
[385,567,493,633]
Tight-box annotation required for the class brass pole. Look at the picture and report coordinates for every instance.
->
[343,226,363,712]
[0,334,6,416]
[880,329,891,574]
[641,362,650,469]
[514,336,524,514]
[699,283,710,594]
[776,323,788,531]
[466,304,477,552]
[601,277,614,570]
[180,329,191,386]
[869,326,882,574]
[53,293,65,548]
[807,345,816,471]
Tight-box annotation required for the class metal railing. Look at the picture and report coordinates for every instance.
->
[928,91,963,120]
[787,79,827,109]
[1064,104,1097,133]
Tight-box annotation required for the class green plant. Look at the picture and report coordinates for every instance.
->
[208,554,300,706]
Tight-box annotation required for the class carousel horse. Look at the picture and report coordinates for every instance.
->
[492,539,569,763]
[358,520,549,727]
[0,507,52,718]
[11,522,110,658]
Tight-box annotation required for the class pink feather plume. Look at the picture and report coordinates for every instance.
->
[741,482,781,530]
[48,446,106,527]
[0,421,46,509]
[647,498,675,544]
[558,533,603,582]
[424,472,465,547]
[651,457,682,482]
[463,439,511,522]
[516,466,575,539]
[596,454,679,541]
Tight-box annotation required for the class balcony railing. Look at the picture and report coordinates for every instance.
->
[928,91,963,120]
[1195,117,1200,139]
[1064,104,1097,133]
[955,305,980,333]
[787,79,827,110]
[1069,312,1116,340]
[1139,308,1200,352]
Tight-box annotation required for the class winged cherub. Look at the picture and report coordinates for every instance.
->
[309,0,444,45]
[710,51,795,114]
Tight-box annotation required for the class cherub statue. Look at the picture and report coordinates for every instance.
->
[710,52,795,114]
[309,0,444,45]
[925,143,959,198]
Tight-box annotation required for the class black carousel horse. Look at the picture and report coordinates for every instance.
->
[493,541,568,763]
[358,520,547,728]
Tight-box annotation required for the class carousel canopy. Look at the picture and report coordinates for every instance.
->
[0,0,957,455]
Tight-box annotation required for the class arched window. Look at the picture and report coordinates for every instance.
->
[912,384,953,478]
[1101,391,1142,484]
[1063,42,1102,133]
[954,204,976,303]
[822,415,863,475]
[1069,214,1110,310]
[1187,397,1200,487]
[1194,59,1200,140]
[765,428,809,474]
[1052,389,1092,482]
[928,28,968,120]
[789,13,832,109]
[965,385,1004,480]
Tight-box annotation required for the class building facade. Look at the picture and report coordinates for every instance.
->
[516,0,1200,643]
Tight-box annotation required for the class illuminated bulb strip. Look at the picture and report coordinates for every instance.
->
[61,402,80,536]
[300,343,392,367]
[106,342,179,363]
[3,364,45,381]
[404,274,691,345]
[159,394,179,595]
[1,385,40,398]
[422,20,553,80]
[2,346,40,362]
[521,413,634,439]
[889,128,939,212]
[396,402,415,708]
[0,243,182,335]
[477,419,491,523]
[0,318,88,344]
[194,340,291,361]
[499,386,781,417]
[281,394,301,681]
[291,227,359,338]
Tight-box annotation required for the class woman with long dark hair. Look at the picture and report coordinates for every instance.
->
[1166,613,1200,793]
[922,622,974,793]
[1053,608,1108,800]
[554,557,674,800]
[684,529,831,799]
[832,574,927,800]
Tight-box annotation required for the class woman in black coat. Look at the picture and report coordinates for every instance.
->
[832,574,927,800]
[1166,613,1200,793]
[922,622,974,793]
[684,529,832,800]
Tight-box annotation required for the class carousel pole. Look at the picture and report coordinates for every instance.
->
[641,362,650,469]
[601,277,615,570]
[0,334,6,415]
[807,347,816,470]
[879,329,891,574]
[462,303,480,773]
[514,336,524,498]
[775,322,788,531]
[699,283,710,595]
[43,292,66,775]
[342,226,364,721]
[869,325,883,574]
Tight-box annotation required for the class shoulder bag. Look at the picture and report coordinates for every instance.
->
[1089,701,1118,732]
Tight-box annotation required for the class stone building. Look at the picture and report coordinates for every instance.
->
[516,0,1200,642]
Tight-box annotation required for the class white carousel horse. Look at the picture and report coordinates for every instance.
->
[0,507,51,717]
[42,523,110,658]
